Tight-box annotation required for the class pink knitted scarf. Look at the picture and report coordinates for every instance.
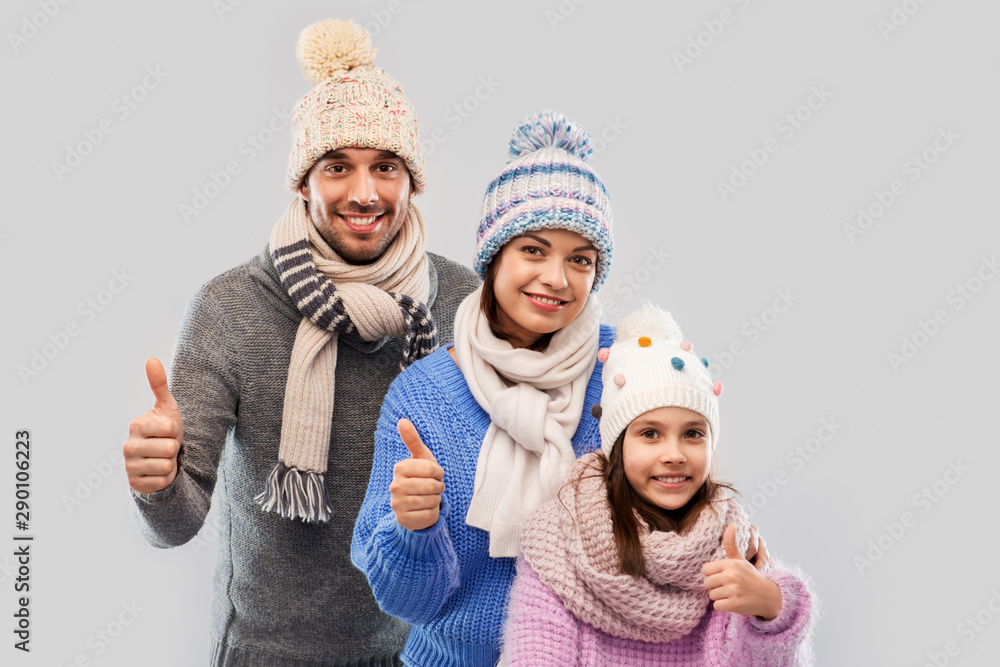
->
[520,452,751,644]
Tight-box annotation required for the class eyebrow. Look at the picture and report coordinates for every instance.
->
[632,419,708,430]
[521,233,597,253]
[320,150,402,161]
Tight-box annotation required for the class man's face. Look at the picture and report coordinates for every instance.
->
[297,147,412,264]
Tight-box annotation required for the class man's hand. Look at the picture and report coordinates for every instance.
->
[702,525,782,620]
[390,418,444,531]
[124,358,183,494]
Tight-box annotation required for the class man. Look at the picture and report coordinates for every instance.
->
[123,18,479,666]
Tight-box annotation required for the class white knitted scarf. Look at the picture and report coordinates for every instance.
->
[454,286,600,557]
[521,452,752,643]
[256,197,434,522]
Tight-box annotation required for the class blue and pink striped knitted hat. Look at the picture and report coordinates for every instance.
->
[474,111,614,291]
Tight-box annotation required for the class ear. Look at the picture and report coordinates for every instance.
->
[297,179,310,202]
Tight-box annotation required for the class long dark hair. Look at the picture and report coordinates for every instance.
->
[480,251,554,351]
[596,431,737,578]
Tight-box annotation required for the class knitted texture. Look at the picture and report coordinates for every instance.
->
[286,19,425,192]
[520,453,751,644]
[599,303,720,452]
[454,287,601,557]
[256,197,435,522]
[351,324,614,667]
[129,248,480,666]
[504,557,816,666]
[475,110,614,290]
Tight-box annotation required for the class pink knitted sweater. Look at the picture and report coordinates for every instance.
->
[503,454,815,666]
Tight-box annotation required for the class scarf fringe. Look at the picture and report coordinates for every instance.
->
[255,462,332,523]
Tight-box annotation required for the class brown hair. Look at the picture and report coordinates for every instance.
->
[480,250,554,352]
[595,431,737,578]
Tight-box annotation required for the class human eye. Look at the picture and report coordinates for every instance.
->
[684,429,706,439]
[323,163,346,173]
[520,245,544,256]
[570,255,594,267]
[376,163,396,172]
[641,429,659,440]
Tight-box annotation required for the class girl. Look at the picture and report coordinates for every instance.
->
[352,111,616,666]
[503,304,816,666]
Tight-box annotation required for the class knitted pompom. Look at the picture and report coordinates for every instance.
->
[615,303,683,344]
[296,18,377,84]
[507,110,593,163]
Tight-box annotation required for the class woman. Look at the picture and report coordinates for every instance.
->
[352,110,615,666]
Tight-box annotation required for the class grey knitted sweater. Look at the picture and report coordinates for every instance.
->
[128,247,480,666]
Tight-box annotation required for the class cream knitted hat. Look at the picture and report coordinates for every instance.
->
[595,303,724,455]
[286,19,426,193]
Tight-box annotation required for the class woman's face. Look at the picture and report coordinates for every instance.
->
[621,407,712,511]
[491,229,598,349]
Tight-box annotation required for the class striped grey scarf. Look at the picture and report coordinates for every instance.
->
[256,197,436,522]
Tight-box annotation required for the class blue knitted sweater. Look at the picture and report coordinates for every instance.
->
[352,324,614,667]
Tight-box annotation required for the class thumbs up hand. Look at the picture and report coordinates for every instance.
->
[701,525,782,620]
[390,419,445,531]
[124,358,184,494]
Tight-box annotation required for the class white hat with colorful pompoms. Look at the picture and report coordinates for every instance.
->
[592,303,723,455]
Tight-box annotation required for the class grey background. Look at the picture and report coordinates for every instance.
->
[2,1,997,665]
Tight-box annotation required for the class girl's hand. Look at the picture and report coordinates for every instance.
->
[702,525,782,620]
[390,419,445,531]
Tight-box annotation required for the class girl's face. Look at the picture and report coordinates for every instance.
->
[621,407,712,511]
[491,229,598,349]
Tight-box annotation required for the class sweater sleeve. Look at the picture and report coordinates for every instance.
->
[128,284,239,548]
[351,370,462,625]
[502,558,581,666]
[708,567,816,667]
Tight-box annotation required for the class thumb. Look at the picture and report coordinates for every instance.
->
[398,418,436,462]
[145,358,178,412]
[723,524,742,560]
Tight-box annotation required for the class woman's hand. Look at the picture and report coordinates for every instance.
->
[745,524,770,572]
[390,419,445,531]
[702,525,782,620]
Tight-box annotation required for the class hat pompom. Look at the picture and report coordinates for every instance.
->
[297,18,377,84]
[508,110,593,163]
[615,302,683,344]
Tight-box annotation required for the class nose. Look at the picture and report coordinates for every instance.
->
[539,259,568,291]
[347,170,378,205]
[658,438,686,464]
